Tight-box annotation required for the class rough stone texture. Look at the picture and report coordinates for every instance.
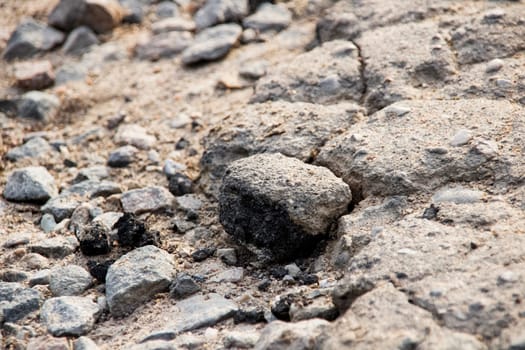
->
[3,166,58,203]
[40,296,100,336]
[242,3,291,32]
[219,153,351,260]
[14,60,55,90]
[114,124,157,150]
[17,91,60,121]
[200,101,364,195]
[254,319,330,350]
[194,0,248,30]
[74,336,100,350]
[49,265,92,296]
[135,31,192,61]
[2,19,65,61]
[323,283,486,349]
[107,145,138,167]
[182,24,242,65]
[41,194,82,222]
[106,245,175,317]
[0,282,42,323]
[252,40,362,104]
[49,0,124,33]
[63,26,100,56]
[151,18,196,34]
[6,137,53,161]
[29,236,79,259]
[121,186,174,214]
[317,99,524,197]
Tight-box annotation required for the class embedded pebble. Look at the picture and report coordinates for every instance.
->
[486,58,504,73]
[49,265,92,296]
[40,296,101,336]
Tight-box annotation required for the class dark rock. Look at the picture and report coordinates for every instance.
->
[78,222,112,256]
[169,274,201,299]
[14,60,55,90]
[3,19,65,61]
[107,145,138,167]
[135,31,193,61]
[233,308,266,324]
[257,279,270,291]
[271,294,293,321]
[167,173,193,196]
[422,204,439,220]
[297,273,318,285]
[269,266,287,279]
[194,0,248,30]
[156,1,178,18]
[3,166,58,203]
[63,26,99,55]
[191,247,216,262]
[6,137,53,161]
[17,91,60,121]
[42,194,82,222]
[0,282,42,323]
[0,270,28,282]
[182,23,242,65]
[120,0,144,24]
[87,259,115,283]
[115,213,161,248]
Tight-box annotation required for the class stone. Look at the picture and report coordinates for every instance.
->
[284,263,301,278]
[49,265,92,296]
[486,58,504,73]
[316,2,359,42]
[156,1,179,18]
[432,186,485,204]
[49,0,124,33]
[41,194,82,222]
[219,153,351,260]
[0,282,42,323]
[0,270,28,283]
[194,0,248,30]
[209,267,244,283]
[450,129,472,147]
[217,248,237,265]
[121,186,174,214]
[3,166,58,203]
[14,60,55,90]
[29,236,79,259]
[115,124,157,150]
[56,63,88,85]
[174,194,203,213]
[254,319,330,350]
[106,245,175,317]
[223,330,260,349]
[21,253,50,270]
[41,213,57,233]
[243,3,291,32]
[74,166,110,183]
[119,0,143,24]
[290,296,339,322]
[130,341,177,350]
[167,173,193,196]
[252,40,362,104]
[3,232,32,248]
[192,247,216,262]
[2,19,65,61]
[239,60,268,80]
[74,336,100,350]
[63,180,122,198]
[29,269,51,286]
[40,296,100,336]
[107,145,138,167]
[182,24,242,65]
[135,31,193,61]
[63,26,99,55]
[151,18,196,34]
[17,91,60,121]
[6,137,53,161]
[78,221,112,256]
[115,213,161,248]
[169,273,201,299]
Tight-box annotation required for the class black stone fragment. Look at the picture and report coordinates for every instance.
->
[191,247,216,262]
[79,222,112,256]
[257,279,271,292]
[175,138,189,150]
[233,308,267,324]
[269,266,287,279]
[115,213,161,248]
[87,259,114,283]
[167,173,193,196]
[422,204,439,220]
[297,273,318,285]
[271,295,293,321]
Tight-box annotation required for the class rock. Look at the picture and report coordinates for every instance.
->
[219,153,351,260]
[87,260,114,283]
[0,282,42,323]
[17,91,60,121]
[135,31,193,61]
[450,129,472,147]
[21,253,50,270]
[6,137,53,161]
[130,341,177,350]
[284,263,301,278]
[106,245,175,317]
[41,194,82,222]
[254,319,330,350]
[114,124,157,150]
[217,248,237,265]
[324,283,487,349]
[192,247,216,262]
[115,213,161,248]
[29,236,79,259]
[63,180,122,198]
[194,0,248,30]
[49,265,92,296]
[0,269,28,282]
[243,3,291,32]
[209,267,244,283]
[317,99,524,197]
[485,58,504,73]
[63,26,99,55]
[3,166,58,203]
[200,101,363,195]
[121,186,174,214]
[234,308,265,324]
[78,221,112,256]
[120,0,144,24]
[239,60,268,79]
[74,336,100,350]
[167,173,193,196]
[2,19,65,61]
[40,213,57,233]
[3,232,32,248]
[223,330,260,349]
[290,296,338,322]
[316,2,359,42]
[40,296,100,336]
[107,145,138,167]
[151,18,196,34]
[56,63,88,85]
[169,273,201,299]
[163,159,186,176]
[29,269,51,286]
[74,166,110,183]
[252,40,362,104]
[181,23,242,65]
[14,60,55,90]
[49,0,124,33]
[156,1,179,18]
[432,186,485,204]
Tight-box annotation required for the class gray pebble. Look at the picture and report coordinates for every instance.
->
[49,265,92,296]
[40,296,100,336]
[3,166,58,203]
[40,213,57,233]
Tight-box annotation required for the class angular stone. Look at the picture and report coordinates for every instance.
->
[121,186,174,214]
[63,26,99,55]
[106,245,175,317]
[0,282,42,323]
[74,336,100,350]
[2,19,65,61]
[135,31,192,61]
[219,153,351,260]
[49,265,92,296]
[14,60,55,90]
[29,236,79,259]
[252,40,362,104]
[40,296,100,336]
[6,137,53,161]
[107,145,138,167]
[182,24,242,65]
[194,0,248,30]
[254,319,330,350]
[242,3,291,32]
[169,274,201,299]
[49,0,124,33]
[63,180,121,198]
[41,194,82,222]
[4,166,58,203]
[432,186,485,204]
[151,18,196,34]
[114,124,157,150]
[17,91,60,122]
[73,166,110,183]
